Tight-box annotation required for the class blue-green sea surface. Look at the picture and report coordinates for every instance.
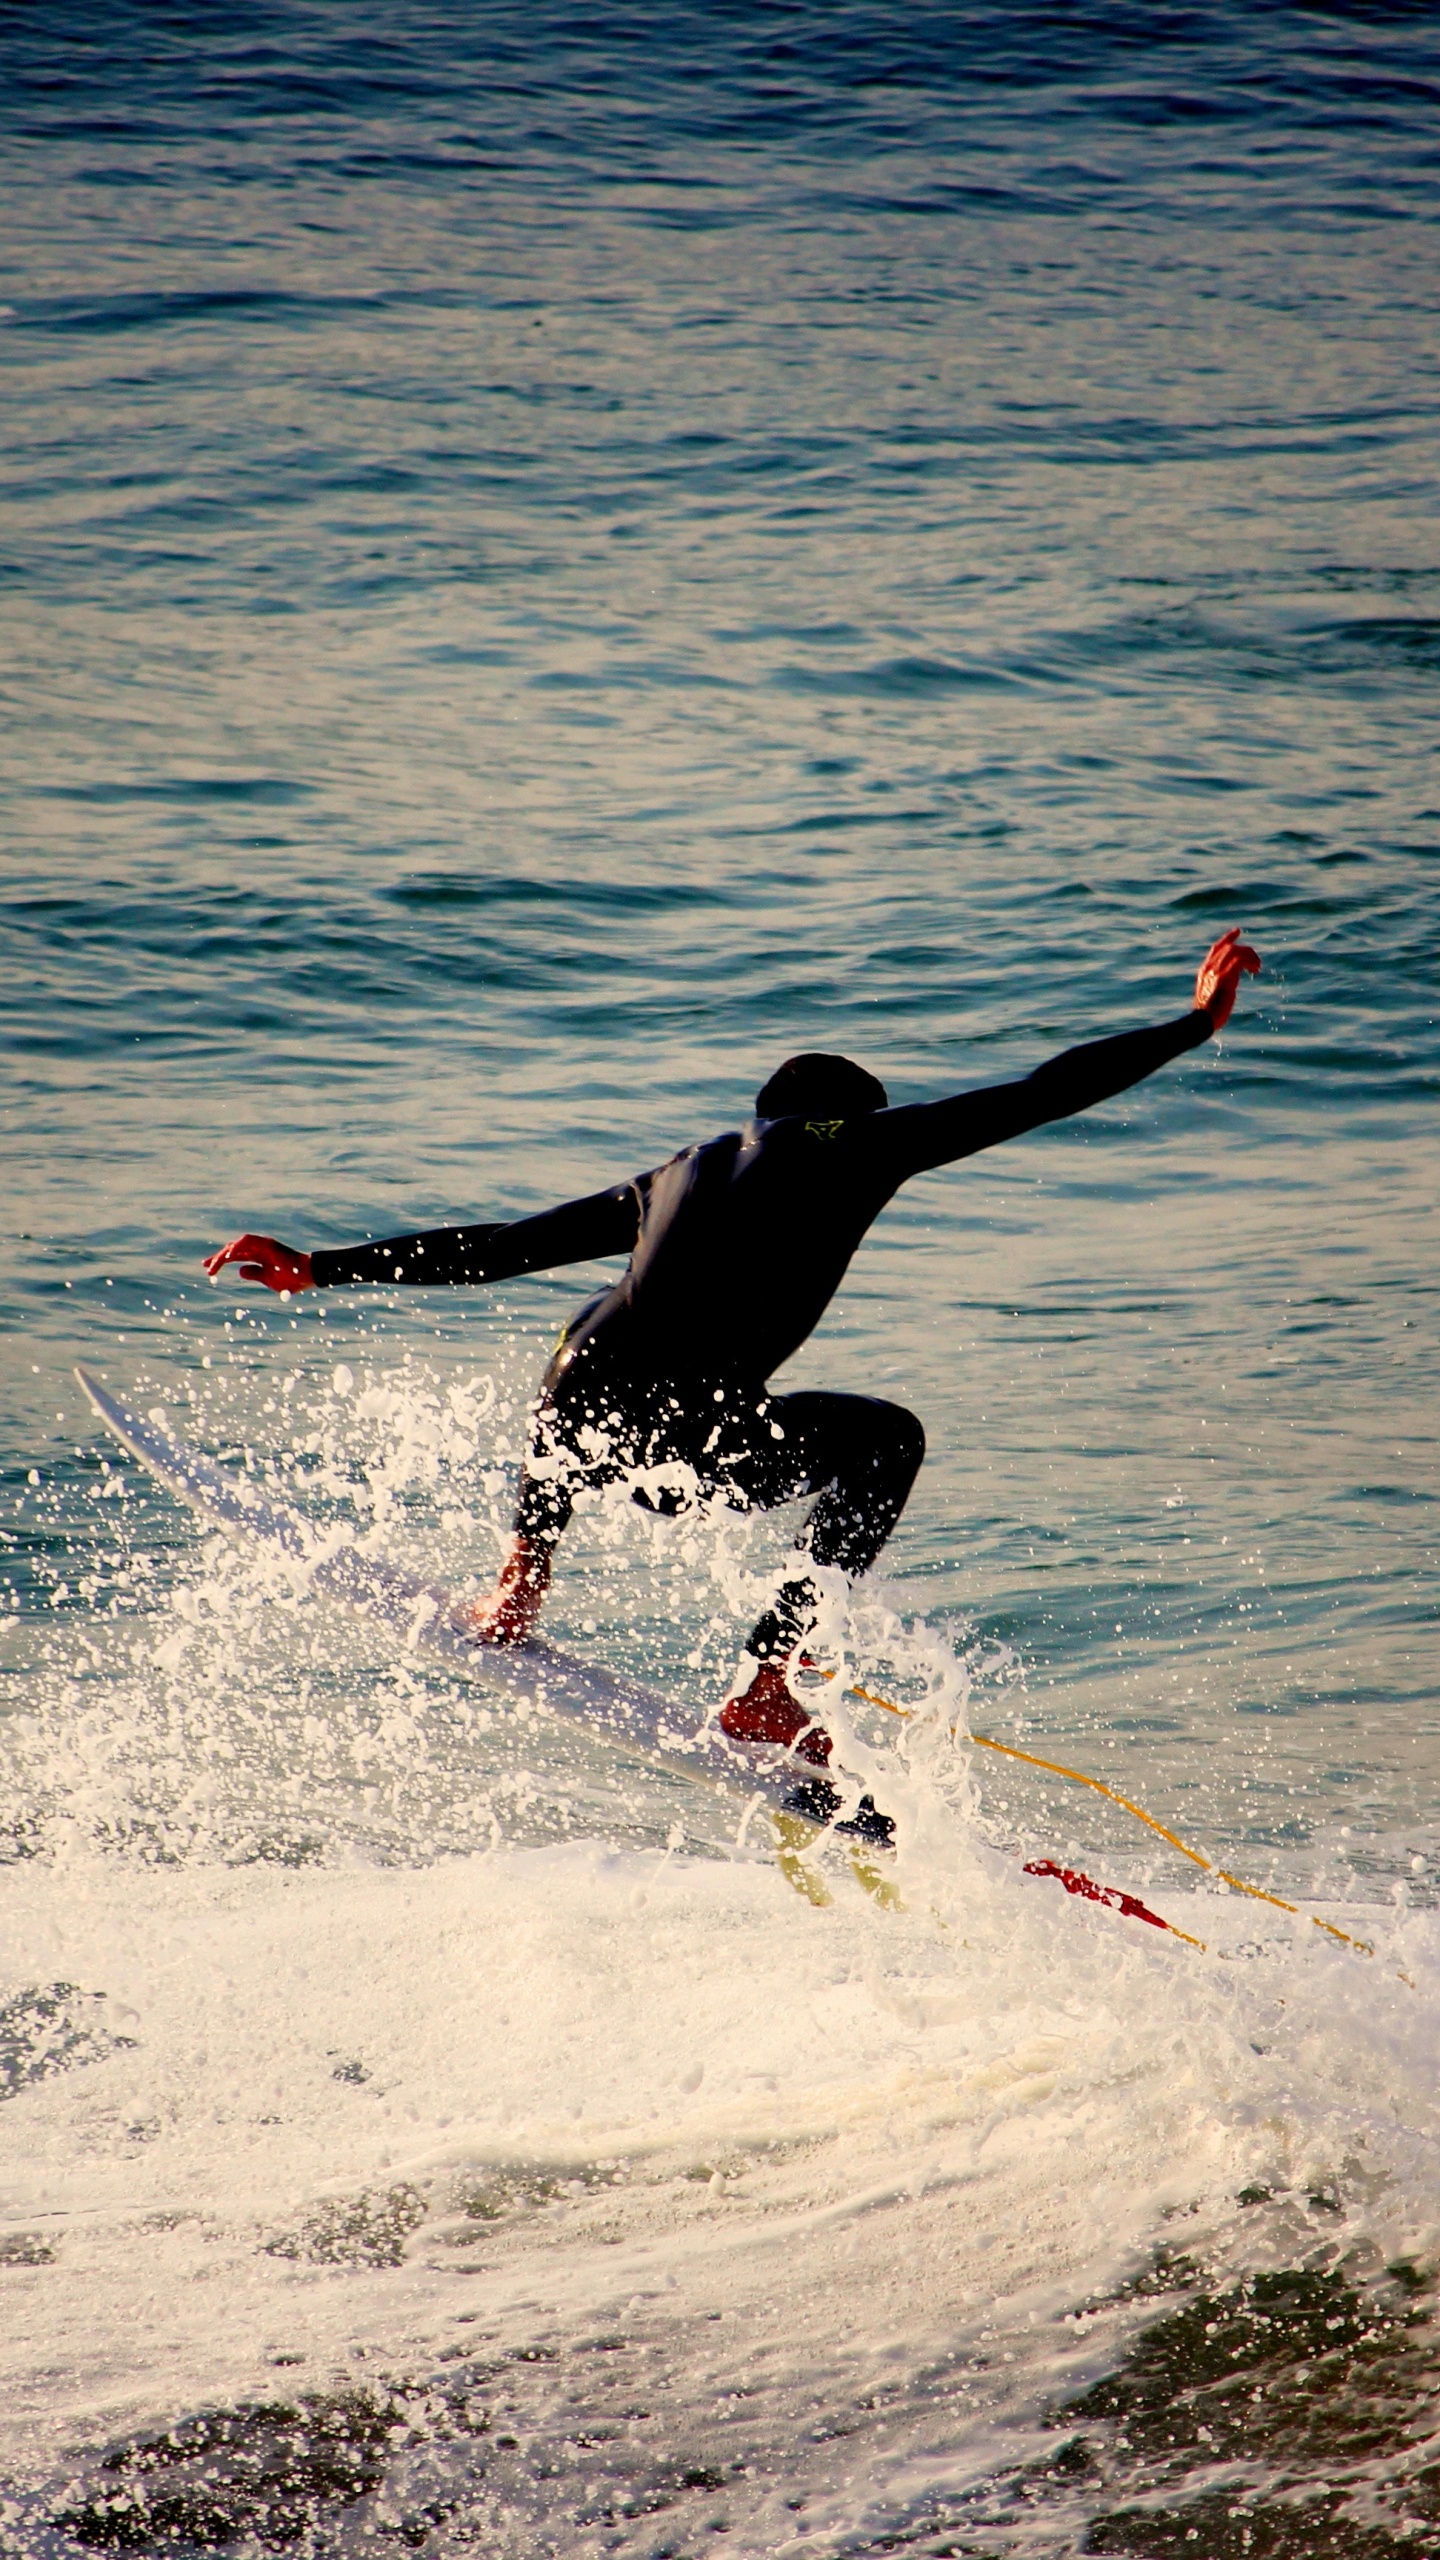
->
[1,8,1437,2557]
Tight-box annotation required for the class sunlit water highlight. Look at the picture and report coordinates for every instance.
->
[2,5,1438,2553]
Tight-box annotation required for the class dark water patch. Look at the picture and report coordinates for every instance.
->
[16,287,391,341]
[807,173,1089,221]
[714,620,861,648]
[528,660,737,695]
[1168,879,1351,916]
[55,2390,403,2554]
[418,642,516,668]
[0,2230,58,2266]
[39,778,315,809]
[1061,2262,1437,2462]
[0,1983,137,2102]
[1298,614,1440,670]
[1055,598,1440,694]
[773,653,1027,699]
[881,2253,1440,2556]
[1086,2489,1429,2554]
[382,871,733,916]
[782,805,943,835]
[1056,2261,1440,2554]
[265,2184,428,2271]
[47,2347,745,2557]
[233,1833,326,1872]
[453,2158,627,2227]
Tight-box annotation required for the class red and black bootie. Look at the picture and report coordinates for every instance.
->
[720,1657,897,1851]
[718,1656,833,1766]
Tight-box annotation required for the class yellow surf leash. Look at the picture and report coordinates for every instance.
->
[842,1682,1376,1961]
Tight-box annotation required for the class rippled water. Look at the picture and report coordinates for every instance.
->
[2,6,1438,2554]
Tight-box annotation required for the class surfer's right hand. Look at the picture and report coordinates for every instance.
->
[203,1233,314,1295]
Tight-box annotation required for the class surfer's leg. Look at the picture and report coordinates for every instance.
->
[462,1384,623,1645]
[462,1530,554,1644]
[462,1463,565,1643]
[717,1392,924,1757]
[741,1391,925,1653]
[794,1390,926,1570]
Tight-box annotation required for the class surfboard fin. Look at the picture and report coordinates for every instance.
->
[771,1810,834,1907]
[770,1809,903,1912]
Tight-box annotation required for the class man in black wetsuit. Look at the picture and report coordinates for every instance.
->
[206,928,1259,1767]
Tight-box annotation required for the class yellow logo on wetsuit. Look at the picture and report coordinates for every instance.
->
[803,1119,844,1141]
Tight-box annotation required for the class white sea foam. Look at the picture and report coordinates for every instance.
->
[3,1499,1435,2549]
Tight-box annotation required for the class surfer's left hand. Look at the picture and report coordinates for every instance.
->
[1194,927,1260,1031]
[204,1233,314,1295]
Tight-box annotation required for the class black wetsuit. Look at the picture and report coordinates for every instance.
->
[311,1005,1213,1651]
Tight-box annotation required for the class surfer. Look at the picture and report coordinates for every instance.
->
[205,930,1258,1771]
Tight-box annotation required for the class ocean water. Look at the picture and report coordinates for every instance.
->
[2,4,1438,2553]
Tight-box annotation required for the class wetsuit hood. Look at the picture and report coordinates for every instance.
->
[754,1052,888,1118]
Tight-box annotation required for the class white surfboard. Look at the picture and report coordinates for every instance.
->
[74,1366,838,1822]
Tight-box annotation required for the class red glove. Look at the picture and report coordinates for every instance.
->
[1195,926,1261,1031]
[203,1234,314,1295]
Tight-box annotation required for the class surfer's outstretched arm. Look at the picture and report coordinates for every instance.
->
[872,930,1260,1181]
[204,1181,641,1297]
